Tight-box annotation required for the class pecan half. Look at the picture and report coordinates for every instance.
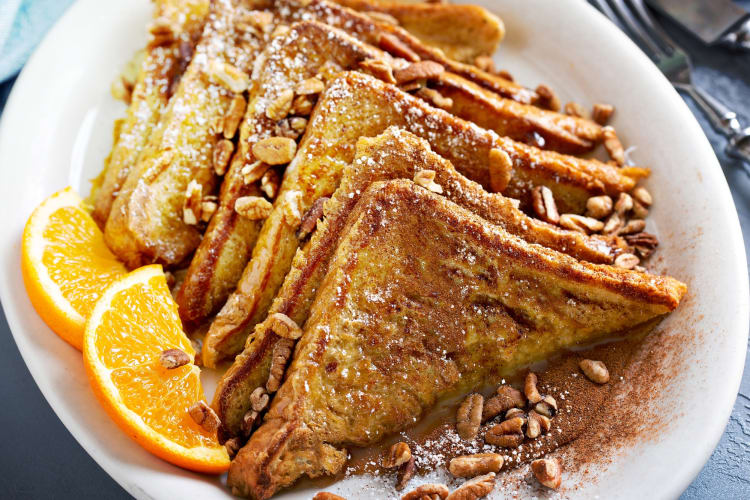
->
[617,219,646,236]
[592,103,615,125]
[159,348,190,369]
[396,456,416,490]
[614,252,640,270]
[624,232,659,258]
[445,472,496,500]
[295,77,325,95]
[531,185,560,224]
[482,385,525,422]
[602,126,625,165]
[394,61,445,85]
[558,213,604,234]
[535,84,560,111]
[524,372,542,404]
[383,442,412,468]
[484,426,523,448]
[631,186,652,207]
[614,192,633,215]
[250,386,270,412]
[456,393,484,440]
[213,139,234,176]
[266,337,295,392]
[188,401,220,433]
[235,196,272,220]
[449,453,504,478]
[359,58,396,84]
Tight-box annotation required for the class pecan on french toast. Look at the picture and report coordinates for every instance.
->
[212,126,630,438]
[90,0,209,228]
[103,0,269,269]
[227,179,686,498]
[335,0,505,63]
[202,71,644,367]
[177,20,609,327]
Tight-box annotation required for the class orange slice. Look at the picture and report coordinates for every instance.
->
[21,187,127,350]
[83,265,229,473]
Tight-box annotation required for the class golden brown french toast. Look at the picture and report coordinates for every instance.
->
[211,126,630,438]
[334,0,505,63]
[103,0,268,269]
[90,0,209,228]
[176,19,608,327]
[202,71,644,367]
[226,179,686,498]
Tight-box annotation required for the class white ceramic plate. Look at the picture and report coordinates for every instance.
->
[0,0,747,498]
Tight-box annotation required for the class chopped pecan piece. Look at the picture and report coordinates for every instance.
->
[223,94,246,139]
[235,196,272,220]
[252,137,297,165]
[535,84,560,111]
[585,195,613,220]
[579,359,610,384]
[384,442,412,468]
[449,453,504,478]
[564,101,587,118]
[617,219,646,235]
[474,55,495,73]
[295,77,325,95]
[297,196,329,240]
[614,192,633,215]
[213,139,234,176]
[250,386,270,412]
[266,89,294,121]
[367,11,399,26]
[158,348,190,369]
[275,116,308,139]
[624,232,659,258]
[208,60,249,93]
[378,33,419,62]
[261,168,280,199]
[182,180,203,225]
[241,160,269,185]
[359,58,396,84]
[531,459,562,489]
[531,185,560,224]
[602,126,625,165]
[414,169,443,194]
[242,409,259,436]
[188,401,220,433]
[224,437,242,459]
[632,186,652,207]
[484,427,523,448]
[416,87,453,110]
[201,201,217,223]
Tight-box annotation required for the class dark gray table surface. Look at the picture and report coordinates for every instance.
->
[1,4,749,499]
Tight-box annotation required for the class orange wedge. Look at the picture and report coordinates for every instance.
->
[21,187,127,350]
[83,265,229,474]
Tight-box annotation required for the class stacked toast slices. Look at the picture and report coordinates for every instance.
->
[92,1,687,497]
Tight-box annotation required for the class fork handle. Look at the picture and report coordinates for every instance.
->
[678,84,750,167]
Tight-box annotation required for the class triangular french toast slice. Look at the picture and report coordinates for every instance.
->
[201,71,645,367]
[90,0,209,227]
[227,179,686,498]
[212,126,630,437]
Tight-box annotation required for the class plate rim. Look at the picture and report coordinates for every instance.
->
[0,0,747,498]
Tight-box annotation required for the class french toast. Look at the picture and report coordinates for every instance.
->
[103,0,268,269]
[90,0,209,227]
[212,126,630,438]
[226,179,686,498]
[202,71,644,367]
[334,0,505,63]
[176,20,609,327]
[281,0,539,105]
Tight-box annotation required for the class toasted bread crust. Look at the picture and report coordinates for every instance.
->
[227,180,685,498]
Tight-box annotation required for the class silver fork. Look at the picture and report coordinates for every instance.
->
[593,0,750,168]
